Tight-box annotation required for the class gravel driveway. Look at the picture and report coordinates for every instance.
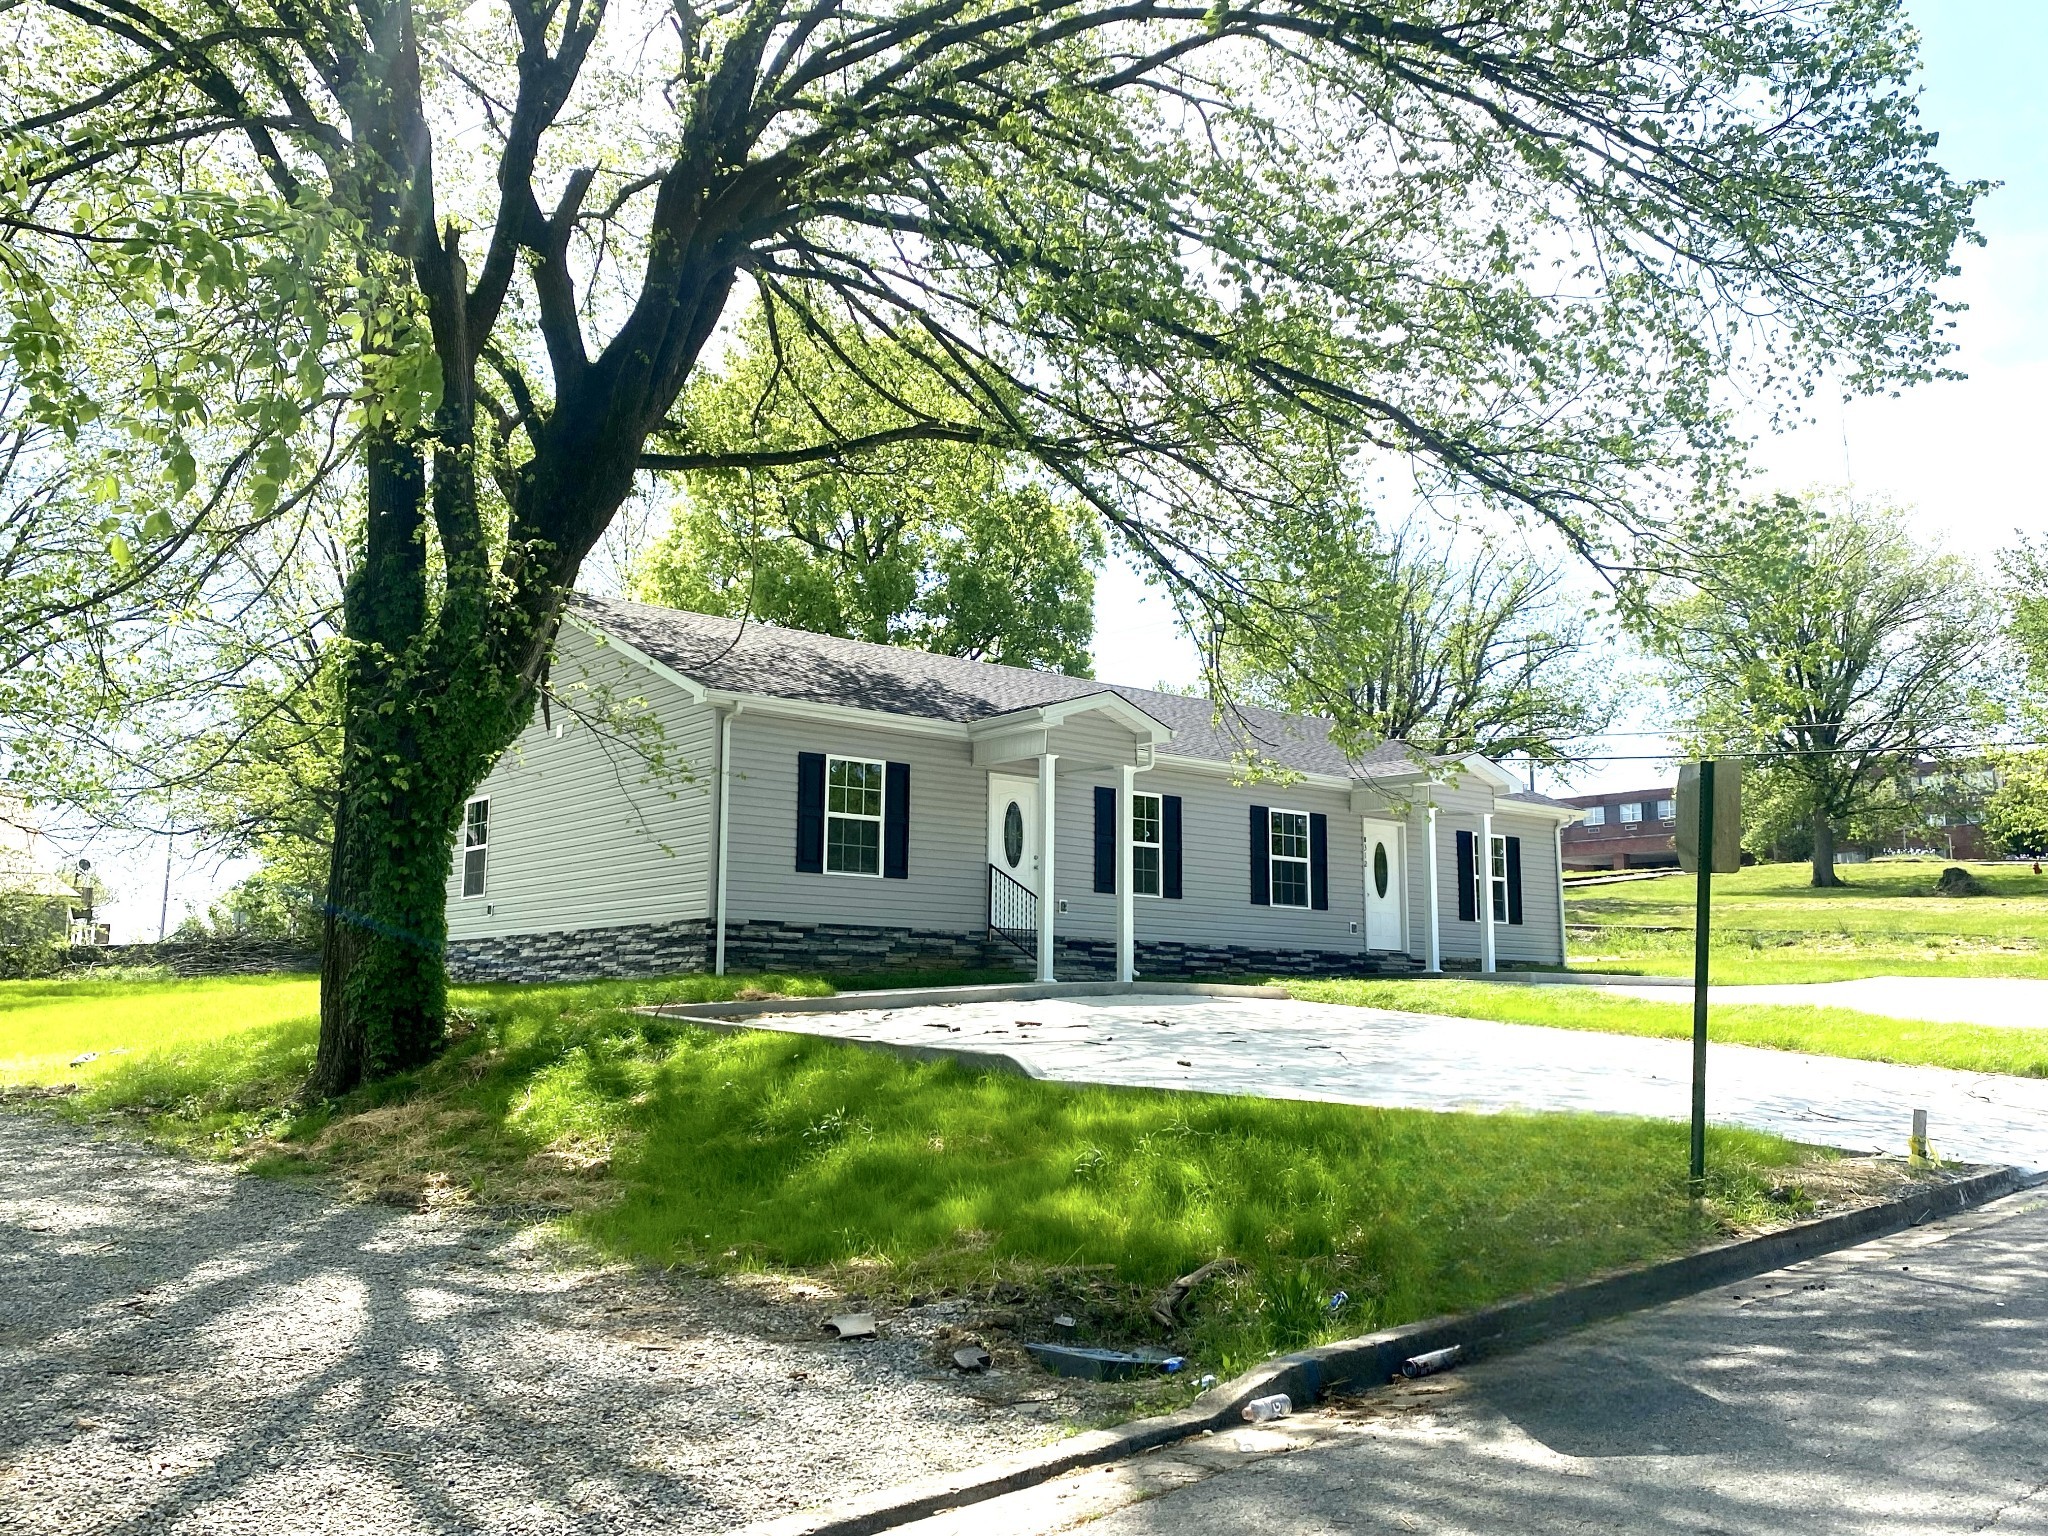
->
[0,1112,1092,1536]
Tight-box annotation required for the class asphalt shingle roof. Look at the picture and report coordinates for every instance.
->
[573,595,1433,780]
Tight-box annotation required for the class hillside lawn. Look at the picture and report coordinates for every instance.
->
[3,970,1842,1387]
[1564,858,2048,983]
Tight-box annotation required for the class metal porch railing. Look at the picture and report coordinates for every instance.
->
[987,862,1039,962]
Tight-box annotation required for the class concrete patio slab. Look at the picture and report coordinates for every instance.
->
[693,993,2048,1171]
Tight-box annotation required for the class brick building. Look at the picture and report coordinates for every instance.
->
[1558,785,1679,871]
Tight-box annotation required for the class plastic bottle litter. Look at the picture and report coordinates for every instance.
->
[1160,1356,1186,1374]
[1241,1393,1293,1423]
[1197,1374,1217,1389]
[1327,1290,1348,1312]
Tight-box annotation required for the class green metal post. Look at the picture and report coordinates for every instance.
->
[1690,759,1715,1194]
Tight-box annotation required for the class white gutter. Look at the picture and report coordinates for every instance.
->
[713,703,740,975]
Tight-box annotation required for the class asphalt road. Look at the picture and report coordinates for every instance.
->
[907,1184,2048,1536]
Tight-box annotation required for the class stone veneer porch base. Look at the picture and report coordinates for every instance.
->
[447,918,1419,985]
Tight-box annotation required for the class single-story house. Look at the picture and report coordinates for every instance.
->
[444,597,1582,982]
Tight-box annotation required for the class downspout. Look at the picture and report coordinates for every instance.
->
[1425,804,1442,974]
[713,703,739,976]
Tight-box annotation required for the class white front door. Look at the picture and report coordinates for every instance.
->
[988,774,1041,894]
[1364,822,1404,951]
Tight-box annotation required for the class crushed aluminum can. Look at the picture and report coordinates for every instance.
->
[1399,1345,1463,1380]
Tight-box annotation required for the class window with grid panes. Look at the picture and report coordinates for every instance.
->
[825,757,884,875]
[1269,809,1310,907]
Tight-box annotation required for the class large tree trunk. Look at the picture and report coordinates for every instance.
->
[1810,810,1843,888]
[308,424,531,1094]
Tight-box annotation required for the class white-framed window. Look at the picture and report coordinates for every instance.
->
[1656,798,1676,822]
[1269,808,1311,908]
[461,797,489,897]
[1619,802,1643,825]
[1489,833,1509,923]
[1132,792,1163,897]
[825,755,884,876]
[1582,805,1607,826]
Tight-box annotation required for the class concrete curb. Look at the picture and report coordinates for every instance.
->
[638,978,1290,1023]
[743,1164,2039,1536]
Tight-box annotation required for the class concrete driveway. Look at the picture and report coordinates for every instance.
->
[735,993,2048,1170]
[899,1185,2048,1536]
[1592,974,2048,1029]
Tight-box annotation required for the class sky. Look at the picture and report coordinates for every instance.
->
[1093,0,2048,797]
[50,0,2048,941]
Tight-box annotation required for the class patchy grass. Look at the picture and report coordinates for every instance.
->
[1287,977,2048,1080]
[1565,859,2048,981]
[0,970,1852,1381]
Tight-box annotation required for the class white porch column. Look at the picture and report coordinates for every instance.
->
[1425,805,1442,973]
[1554,824,1569,967]
[1116,763,1136,982]
[1036,752,1058,981]
[1480,810,1497,974]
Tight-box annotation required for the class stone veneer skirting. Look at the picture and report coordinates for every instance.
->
[447,918,1418,985]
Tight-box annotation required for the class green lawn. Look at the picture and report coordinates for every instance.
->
[1288,977,2048,1080]
[1,971,1833,1381]
[1565,859,2048,982]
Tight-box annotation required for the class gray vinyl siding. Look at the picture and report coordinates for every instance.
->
[1425,781,1565,965]
[445,633,716,940]
[722,711,989,930]
[1054,762,1368,956]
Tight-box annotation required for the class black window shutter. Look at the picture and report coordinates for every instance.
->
[1506,835,1524,925]
[1455,830,1476,922]
[1309,812,1330,910]
[1093,785,1117,894]
[883,761,910,880]
[796,752,826,873]
[1162,795,1184,900]
[1249,805,1270,905]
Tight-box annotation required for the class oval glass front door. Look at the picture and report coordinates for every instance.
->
[1004,802,1025,867]
[1373,841,1390,898]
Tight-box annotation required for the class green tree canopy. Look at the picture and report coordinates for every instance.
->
[0,0,1985,1088]
[635,309,1101,673]
[1638,492,1990,886]
[1220,519,1619,765]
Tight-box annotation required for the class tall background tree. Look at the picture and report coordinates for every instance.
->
[1639,492,1990,886]
[1977,538,2048,858]
[635,309,1100,672]
[1220,519,1618,766]
[0,0,1983,1088]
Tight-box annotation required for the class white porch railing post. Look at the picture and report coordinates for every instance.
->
[1037,752,1058,981]
[1425,804,1441,973]
[1481,810,1497,974]
[1116,763,1135,982]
